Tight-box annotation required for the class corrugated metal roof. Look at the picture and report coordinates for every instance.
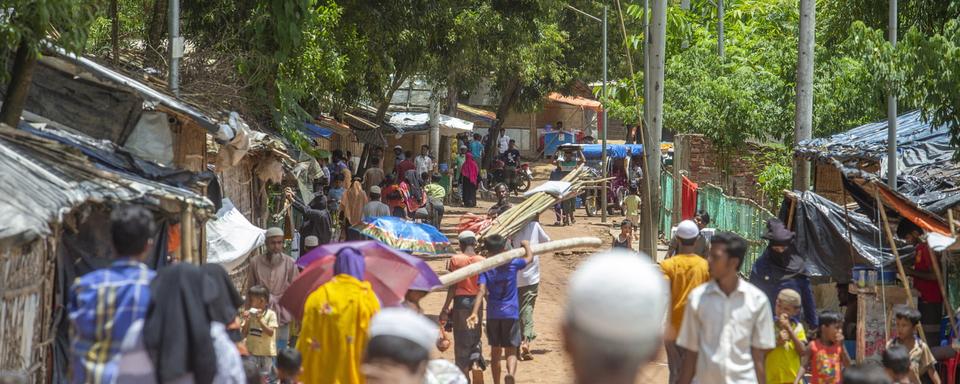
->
[0,124,212,246]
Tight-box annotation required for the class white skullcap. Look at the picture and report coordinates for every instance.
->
[265,227,284,238]
[304,236,319,247]
[458,230,476,241]
[565,249,668,352]
[676,220,700,240]
[369,308,438,352]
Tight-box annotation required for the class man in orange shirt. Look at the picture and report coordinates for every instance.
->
[660,220,711,384]
[440,231,487,382]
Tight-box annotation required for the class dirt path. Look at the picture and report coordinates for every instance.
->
[419,169,669,383]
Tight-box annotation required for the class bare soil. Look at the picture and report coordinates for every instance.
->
[419,168,669,383]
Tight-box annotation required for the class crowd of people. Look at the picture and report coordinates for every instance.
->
[651,216,952,384]
[58,133,958,384]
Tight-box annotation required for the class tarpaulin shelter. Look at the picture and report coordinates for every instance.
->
[0,122,213,382]
[796,110,960,215]
[780,191,911,282]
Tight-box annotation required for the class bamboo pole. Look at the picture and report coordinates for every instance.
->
[181,204,194,264]
[436,237,603,290]
[875,190,925,341]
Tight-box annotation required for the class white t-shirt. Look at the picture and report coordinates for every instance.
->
[512,221,550,287]
[498,135,511,154]
[415,155,433,176]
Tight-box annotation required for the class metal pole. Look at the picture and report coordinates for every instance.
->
[887,0,897,189]
[718,0,725,57]
[601,6,609,223]
[168,0,181,97]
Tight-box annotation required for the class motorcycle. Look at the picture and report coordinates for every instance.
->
[480,160,532,193]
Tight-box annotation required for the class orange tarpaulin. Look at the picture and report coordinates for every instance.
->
[546,92,603,111]
[876,186,950,235]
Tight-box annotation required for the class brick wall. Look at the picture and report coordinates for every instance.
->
[680,134,769,203]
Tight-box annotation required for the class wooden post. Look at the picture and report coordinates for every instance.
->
[874,189,925,341]
[180,204,194,264]
[785,193,797,230]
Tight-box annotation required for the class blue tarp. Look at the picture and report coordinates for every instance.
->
[580,144,644,159]
[301,123,334,139]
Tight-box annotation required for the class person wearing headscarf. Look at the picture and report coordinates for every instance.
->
[459,153,479,208]
[749,218,818,328]
[404,169,425,215]
[381,174,410,218]
[141,264,220,384]
[340,179,369,240]
[297,248,380,384]
[285,189,333,247]
[199,264,246,383]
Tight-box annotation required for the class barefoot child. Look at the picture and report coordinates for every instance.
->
[886,305,940,384]
[243,285,278,380]
[797,310,849,384]
[765,289,807,384]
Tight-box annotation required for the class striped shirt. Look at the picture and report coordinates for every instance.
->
[68,259,154,384]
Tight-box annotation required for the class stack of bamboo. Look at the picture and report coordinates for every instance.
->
[479,165,606,240]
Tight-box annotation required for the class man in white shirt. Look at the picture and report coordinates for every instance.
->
[511,217,550,361]
[676,231,775,384]
[415,145,434,176]
[498,133,511,155]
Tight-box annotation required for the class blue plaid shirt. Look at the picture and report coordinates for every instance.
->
[68,259,154,384]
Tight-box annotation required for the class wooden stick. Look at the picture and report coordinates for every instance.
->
[435,236,603,290]
[786,195,797,231]
[875,190,925,341]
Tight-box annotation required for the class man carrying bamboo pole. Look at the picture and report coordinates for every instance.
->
[466,236,534,384]
[439,231,487,382]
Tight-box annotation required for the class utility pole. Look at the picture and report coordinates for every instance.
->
[601,6,609,223]
[168,0,182,97]
[639,0,666,258]
[718,0,725,57]
[429,96,441,162]
[793,0,815,190]
[887,0,898,189]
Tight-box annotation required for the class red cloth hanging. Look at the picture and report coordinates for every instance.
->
[681,176,699,220]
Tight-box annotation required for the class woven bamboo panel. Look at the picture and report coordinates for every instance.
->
[0,237,56,383]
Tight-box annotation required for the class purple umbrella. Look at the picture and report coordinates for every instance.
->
[297,241,441,291]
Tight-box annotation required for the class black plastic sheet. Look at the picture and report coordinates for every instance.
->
[797,110,960,214]
[781,191,913,282]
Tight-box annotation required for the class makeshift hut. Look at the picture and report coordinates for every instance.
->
[0,122,213,382]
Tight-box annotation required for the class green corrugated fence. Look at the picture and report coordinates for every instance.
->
[696,184,775,274]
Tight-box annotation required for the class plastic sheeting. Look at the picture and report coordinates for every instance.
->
[388,112,474,136]
[797,110,960,214]
[206,199,266,271]
[563,144,644,160]
[125,111,174,165]
[782,191,912,282]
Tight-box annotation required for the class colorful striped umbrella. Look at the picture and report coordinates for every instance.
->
[353,216,454,255]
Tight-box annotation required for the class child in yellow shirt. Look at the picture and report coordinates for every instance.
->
[765,289,807,384]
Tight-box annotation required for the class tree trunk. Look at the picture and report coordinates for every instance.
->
[793,0,815,190]
[485,76,520,168]
[144,0,167,69]
[638,0,666,258]
[0,39,38,127]
[445,82,459,115]
[111,0,120,65]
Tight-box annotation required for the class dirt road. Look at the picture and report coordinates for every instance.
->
[419,171,669,383]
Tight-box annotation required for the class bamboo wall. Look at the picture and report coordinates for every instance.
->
[0,237,57,383]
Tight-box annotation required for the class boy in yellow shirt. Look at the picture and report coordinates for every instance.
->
[659,220,710,384]
[243,285,278,380]
[765,288,806,384]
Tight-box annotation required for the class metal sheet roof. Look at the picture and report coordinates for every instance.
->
[0,124,213,246]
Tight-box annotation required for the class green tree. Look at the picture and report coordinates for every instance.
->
[0,1,98,126]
